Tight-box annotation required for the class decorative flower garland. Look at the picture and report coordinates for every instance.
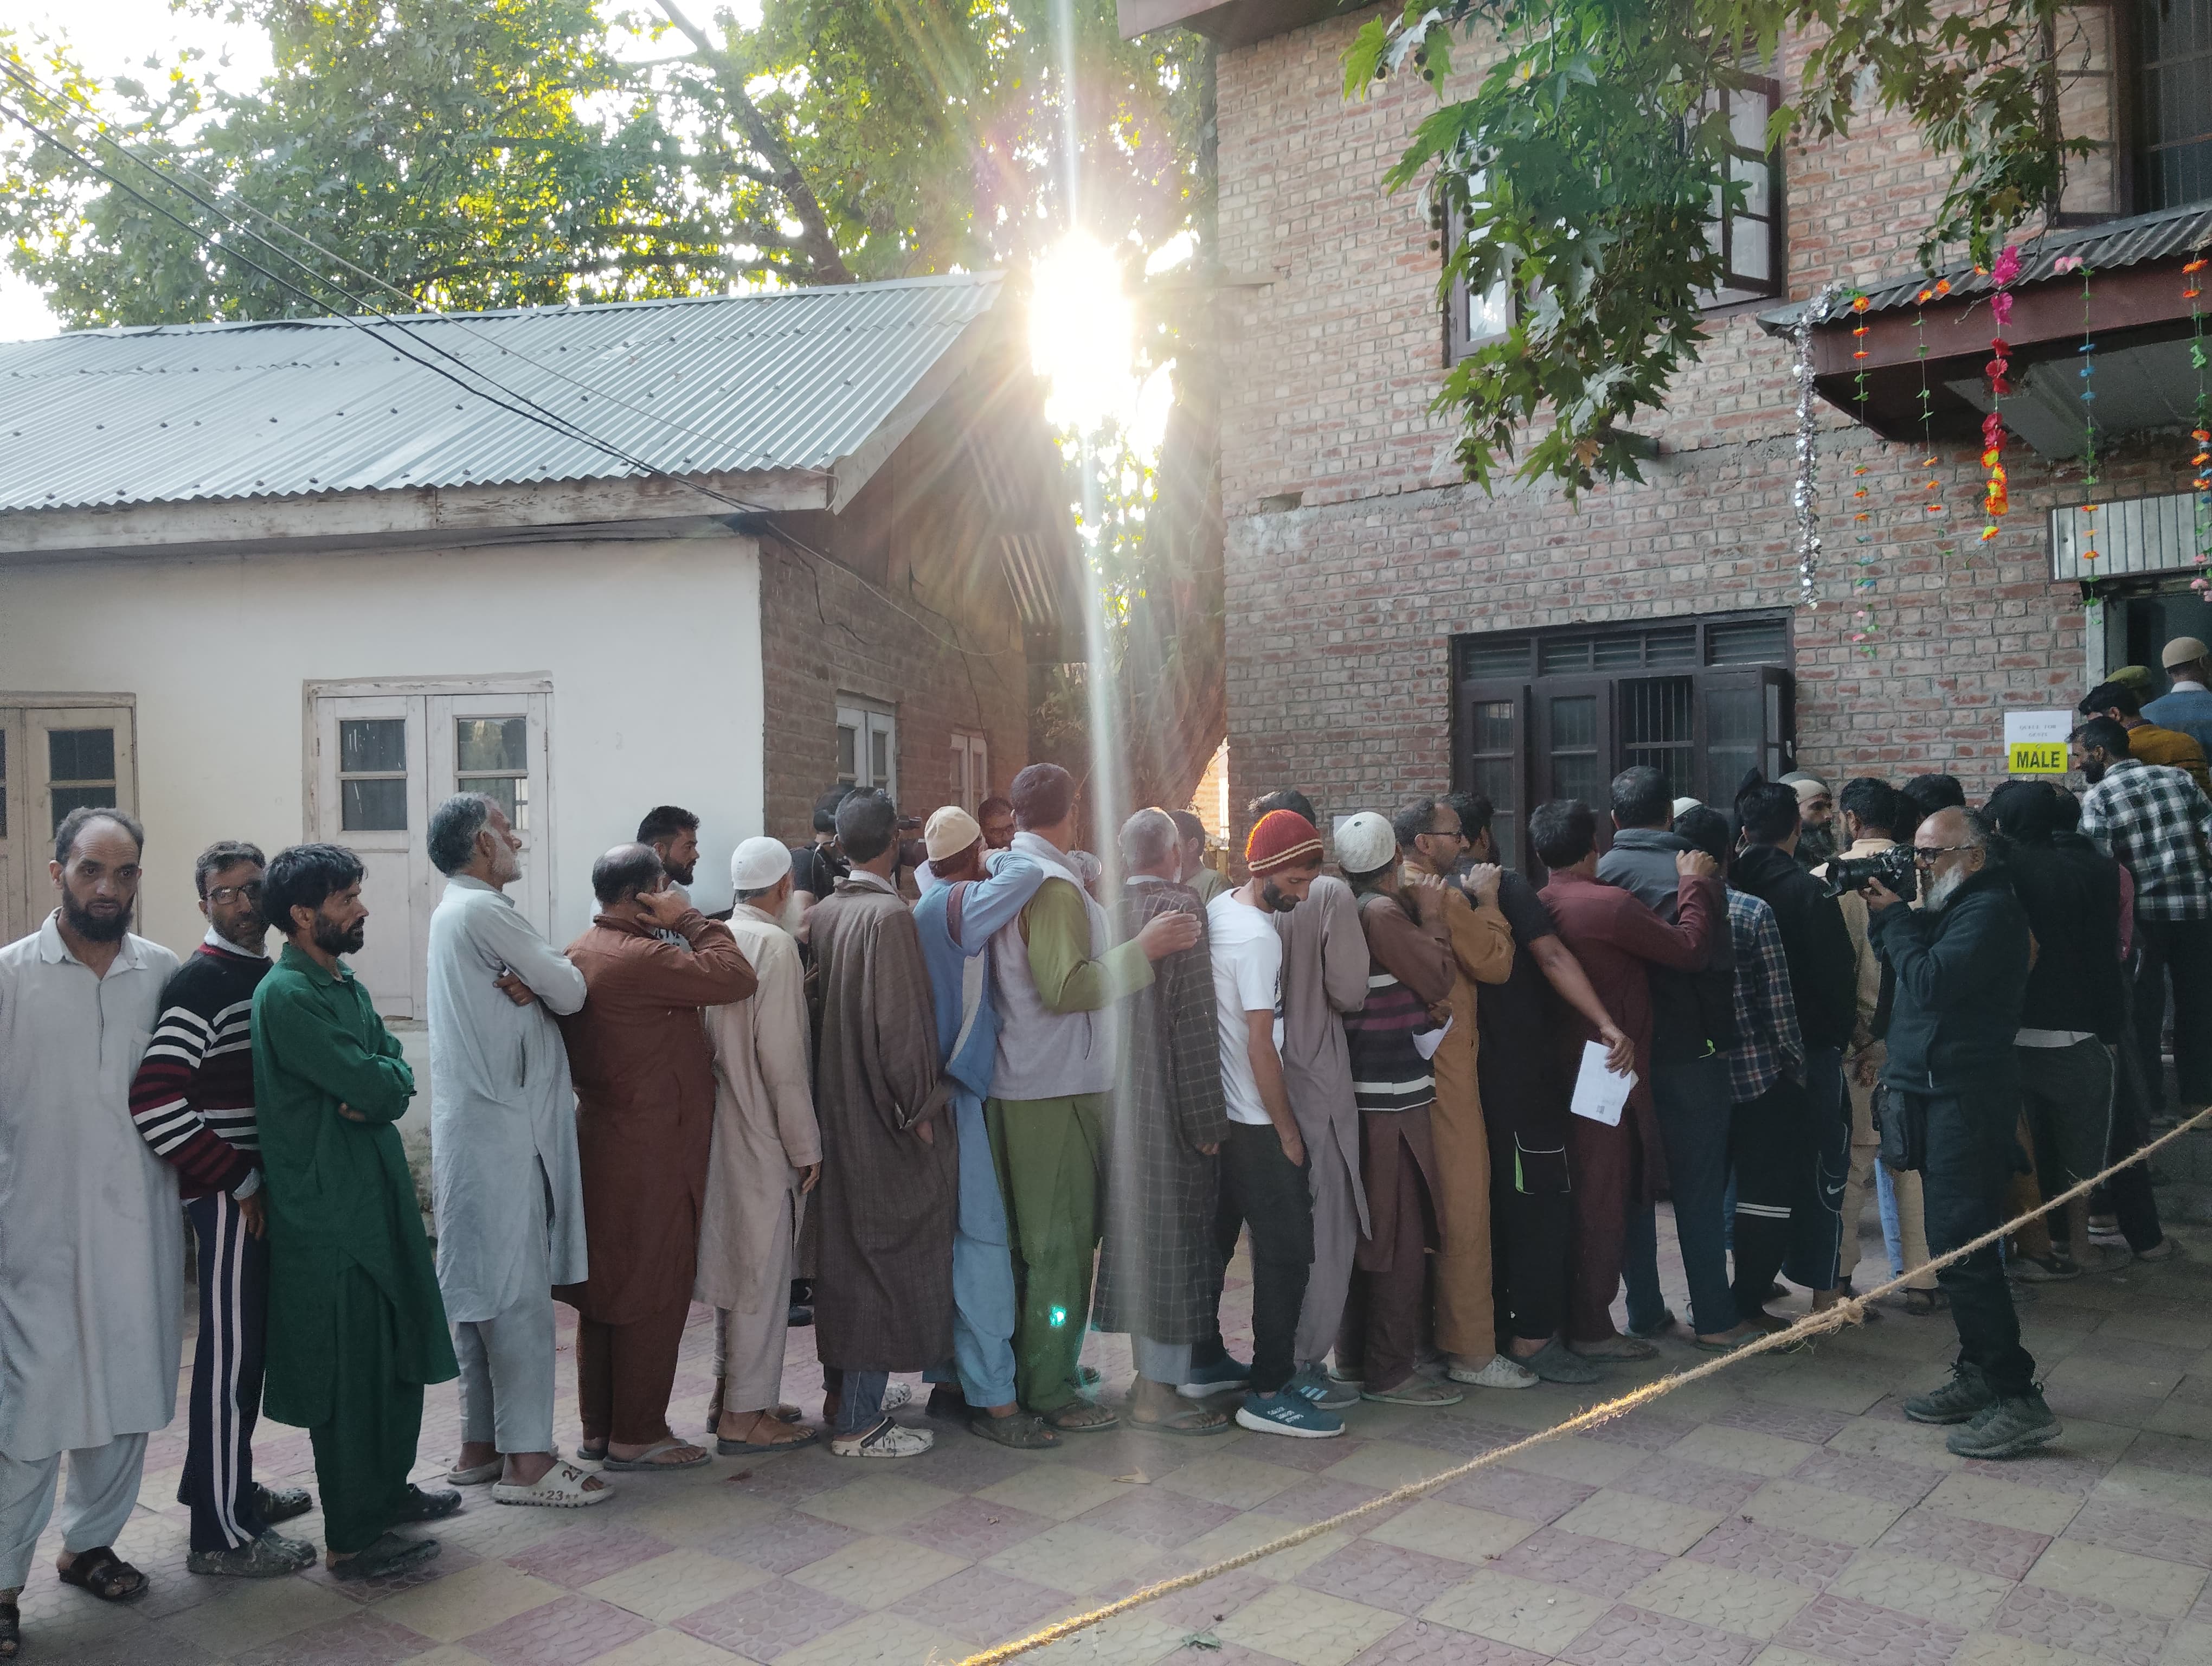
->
[2191,253,2211,598]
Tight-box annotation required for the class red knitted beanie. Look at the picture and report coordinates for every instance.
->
[1245,809,1324,875]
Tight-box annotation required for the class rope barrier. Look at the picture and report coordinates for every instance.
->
[951,1103,2212,1666]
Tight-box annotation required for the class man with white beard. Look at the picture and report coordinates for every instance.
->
[1864,805,2054,1460]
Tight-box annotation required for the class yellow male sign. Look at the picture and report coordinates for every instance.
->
[2004,710,2073,776]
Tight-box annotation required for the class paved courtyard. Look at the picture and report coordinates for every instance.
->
[17,1214,2212,1666]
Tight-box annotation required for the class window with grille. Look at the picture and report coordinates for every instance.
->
[1452,611,1795,873]
[2139,0,2212,209]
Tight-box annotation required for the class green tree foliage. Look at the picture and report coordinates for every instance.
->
[1343,0,2092,494]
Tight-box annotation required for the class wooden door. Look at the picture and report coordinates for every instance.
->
[312,694,430,1017]
[1,705,139,942]
[427,691,555,942]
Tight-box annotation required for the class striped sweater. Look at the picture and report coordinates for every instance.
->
[127,938,270,1199]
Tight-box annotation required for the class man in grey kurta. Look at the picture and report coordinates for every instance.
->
[425,795,603,1507]
[1,809,181,1636]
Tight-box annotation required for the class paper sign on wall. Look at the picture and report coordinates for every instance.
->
[2004,710,2072,776]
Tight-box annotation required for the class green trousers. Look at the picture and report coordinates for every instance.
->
[985,1093,1107,1412]
[308,1265,426,1555]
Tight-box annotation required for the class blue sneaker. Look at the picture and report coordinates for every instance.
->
[1285,1363,1360,1410]
[1177,1355,1251,1400]
[1236,1388,1345,1439]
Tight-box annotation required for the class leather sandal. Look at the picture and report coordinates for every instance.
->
[56,1546,146,1603]
[1043,1399,1120,1433]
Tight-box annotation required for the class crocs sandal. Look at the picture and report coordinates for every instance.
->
[716,1414,820,1456]
[254,1484,314,1524]
[969,1409,1063,1447]
[187,1530,316,1577]
[493,1462,614,1508]
[56,1546,146,1603]
[600,1439,711,1471]
[397,1484,462,1521]
[327,1533,440,1581]
[446,1459,503,1485]
[1124,1402,1233,1436]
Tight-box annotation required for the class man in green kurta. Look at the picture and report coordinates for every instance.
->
[986,766,1198,1431]
[253,845,460,1580]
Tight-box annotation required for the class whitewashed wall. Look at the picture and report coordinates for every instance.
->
[0,532,767,960]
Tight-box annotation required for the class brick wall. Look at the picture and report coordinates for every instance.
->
[1212,8,2170,848]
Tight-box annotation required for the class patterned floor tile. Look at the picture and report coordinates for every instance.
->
[1924,1469,2086,1537]
[774,1608,967,1666]
[578,1547,770,1624]
[787,1533,972,1610]
[1579,1409,1702,1453]
[1297,1539,1475,1617]
[1392,1418,1525,1460]
[458,1592,657,1666]
[1173,1515,1349,1582]
[1711,1398,1857,1447]
[1789,1446,1945,1508]
[1418,1569,1610,1656]
[981,1464,1148,1521]
[1484,1437,1644,1491]
[1623,1556,1816,1642]
[1252,1476,1404,1529]
[1554,1601,1761,1665]
[696,1505,861,1574]
[672,1575,867,1659]
[1686,1516,1858,1588]
[223,1610,438,1665]
[2027,1539,2210,1620]
[1362,1501,1534,1565]
[1772,1591,1972,1666]
[890,1564,1073,1644]
[1552,1488,1725,1556]
[1961,1449,2119,1496]
[898,1495,1059,1560]
[1433,1467,1594,1524]
[1077,1486,1241,1549]
[1346,1618,1552,1666]
[367,1562,567,1645]
[798,1473,965,1533]
[2095,1464,2212,1528]
[505,1523,676,1591]
[2063,1495,2212,1570]
[2163,1618,2212,1665]
[583,1632,750,1666]
[1741,1477,1906,1549]
[1870,1504,2052,1581]
[1668,1423,1824,1479]
[1021,1608,1188,1666]
[1992,1582,2172,1665]
[1217,1584,1403,1666]
[985,1520,1164,1596]
[1826,1548,2014,1629]
[1127,1567,1275,1632]
[1317,1443,1465,1494]
[1822,1418,1967,1474]
[908,1434,1051,1494]
[1606,1454,1765,1514]
[1949,1633,2104,1666]
[1483,1502,1676,1587]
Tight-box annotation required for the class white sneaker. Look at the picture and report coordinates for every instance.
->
[880,1381,914,1412]
[1446,1353,1539,1390]
[831,1419,934,1458]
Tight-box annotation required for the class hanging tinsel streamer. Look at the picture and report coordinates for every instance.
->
[1982,245,2022,544]
[1848,293,1879,651]
[2056,255,2098,562]
[1914,279,1953,571]
[1793,289,1835,608]
[2191,254,2211,599]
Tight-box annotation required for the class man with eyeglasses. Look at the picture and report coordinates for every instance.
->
[1864,805,2056,1459]
[128,842,318,1577]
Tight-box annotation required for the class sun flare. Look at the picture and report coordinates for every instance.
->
[1028,232,1137,435]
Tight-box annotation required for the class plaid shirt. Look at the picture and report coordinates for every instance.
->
[2079,759,2212,922]
[1726,888,1804,1102]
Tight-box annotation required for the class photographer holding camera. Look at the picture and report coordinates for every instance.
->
[1864,806,2057,1458]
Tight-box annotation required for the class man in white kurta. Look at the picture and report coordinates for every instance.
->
[0,811,181,1631]
[424,795,602,1506]
[698,839,821,1454]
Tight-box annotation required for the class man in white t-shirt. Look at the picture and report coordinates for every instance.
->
[1190,810,1345,1439]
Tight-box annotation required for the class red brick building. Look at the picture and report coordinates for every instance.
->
[1125,0,2212,866]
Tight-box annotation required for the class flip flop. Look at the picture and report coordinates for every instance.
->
[446,1459,503,1485]
[1043,1400,1120,1433]
[56,1546,146,1603]
[600,1438,712,1471]
[328,1533,440,1581]
[717,1416,820,1456]
[493,1462,614,1507]
[1125,1404,1233,1436]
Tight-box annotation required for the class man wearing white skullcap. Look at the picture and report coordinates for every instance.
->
[696,836,822,1453]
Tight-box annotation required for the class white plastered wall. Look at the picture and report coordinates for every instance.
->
[0,531,767,960]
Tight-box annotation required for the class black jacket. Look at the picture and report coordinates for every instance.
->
[1595,828,1738,1062]
[1867,864,2031,1093]
[1729,842,1859,1054]
[2007,834,2126,1042]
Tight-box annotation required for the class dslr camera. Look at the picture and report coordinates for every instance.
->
[1823,844,1917,903]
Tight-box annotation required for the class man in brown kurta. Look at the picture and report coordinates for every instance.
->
[809,790,954,1458]
[556,845,755,1469]
[1396,797,1520,1387]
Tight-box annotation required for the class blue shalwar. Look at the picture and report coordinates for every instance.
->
[915,854,1049,1408]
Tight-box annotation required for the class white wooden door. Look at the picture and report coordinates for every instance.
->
[0,704,138,944]
[313,694,430,1017]
[427,691,554,943]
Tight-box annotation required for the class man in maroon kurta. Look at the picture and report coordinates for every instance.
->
[1531,802,1720,1359]
[556,845,755,1469]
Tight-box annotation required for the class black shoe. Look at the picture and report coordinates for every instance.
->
[787,1303,815,1328]
[1945,1389,2061,1458]
[396,1484,462,1522]
[1903,1362,1997,1426]
[254,1484,314,1526]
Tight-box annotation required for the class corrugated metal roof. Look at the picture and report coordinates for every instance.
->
[1758,202,2212,330]
[0,273,1006,514]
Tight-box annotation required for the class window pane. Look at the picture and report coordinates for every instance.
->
[1622,677,1694,793]
[871,728,890,787]
[1548,695,1596,749]
[1732,153,1771,218]
[48,728,115,783]
[1540,637,1594,675]
[1469,268,1513,341]
[1472,700,1516,753]
[340,719,406,776]
[1734,215,1773,282]
[342,776,408,831]
[1707,687,1763,803]
[837,725,857,782]
[459,774,521,829]
[456,717,526,773]
[50,784,112,833]
[1462,636,1532,677]
[1551,754,1603,806]
[1706,617,1790,664]
[1729,89,1769,153]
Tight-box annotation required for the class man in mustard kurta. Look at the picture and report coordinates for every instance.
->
[986,766,1198,1431]
[1394,798,1523,1388]
[254,845,460,1580]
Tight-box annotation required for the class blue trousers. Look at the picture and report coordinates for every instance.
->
[1624,1054,1738,1336]
[923,1090,1020,1408]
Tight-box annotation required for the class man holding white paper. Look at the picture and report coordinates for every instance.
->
[1529,801,1722,1363]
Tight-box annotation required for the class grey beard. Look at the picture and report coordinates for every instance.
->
[1923,867,1968,914]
